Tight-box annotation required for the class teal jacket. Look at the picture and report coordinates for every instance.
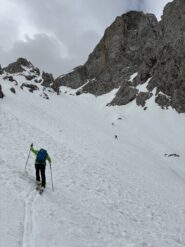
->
[31,146,51,164]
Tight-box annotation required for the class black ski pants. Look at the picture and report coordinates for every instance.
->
[35,163,46,187]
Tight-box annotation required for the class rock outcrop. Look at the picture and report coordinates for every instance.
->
[0,84,4,98]
[54,0,185,113]
[0,64,3,75]
[42,72,55,87]
[20,83,39,93]
[41,72,59,94]
[2,57,59,94]
[147,0,185,113]
[56,11,159,96]
[10,87,16,94]
[4,58,34,74]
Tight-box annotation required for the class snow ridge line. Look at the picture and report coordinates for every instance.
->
[22,190,37,247]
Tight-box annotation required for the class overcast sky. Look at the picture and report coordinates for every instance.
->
[0,0,170,77]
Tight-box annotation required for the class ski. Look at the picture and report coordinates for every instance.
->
[36,185,44,194]
[35,182,45,194]
[35,182,41,191]
[39,187,45,195]
[36,185,40,191]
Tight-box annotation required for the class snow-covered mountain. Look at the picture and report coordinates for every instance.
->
[55,0,185,113]
[0,0,185,246]
[0,57,59,98]
[2,0,185,114]
[0,67,185,247]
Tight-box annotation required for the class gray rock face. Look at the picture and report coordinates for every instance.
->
[155,93,171,109]
[0,84,4,98]
[3,57,42,81]
[42,72,54,87]
[25,74,37,81]
[131,0,185,112]
[3,75,16,82]
[4,58,33,74]
[54,0,185,113]
[146,0,185,112]
[55,66,88,89]
[2,57,59,94]
[20,83,39,93]
[10,87,16,94]
[55,11,159,96]
[136,92,153,107]
[111,82,138,105]
[42,72,59,94]
[0,64,3,75]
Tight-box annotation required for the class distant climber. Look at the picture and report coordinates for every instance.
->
[115,135,118,140]
[30,144,51,190]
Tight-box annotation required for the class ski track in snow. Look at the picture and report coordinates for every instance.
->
[22,190,37,247]
[1,79,185,247]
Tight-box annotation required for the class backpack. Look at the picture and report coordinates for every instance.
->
[36,149,47,163]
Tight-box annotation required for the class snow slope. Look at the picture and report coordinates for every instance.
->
[0,77,185,247]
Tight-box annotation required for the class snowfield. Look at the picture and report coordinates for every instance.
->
[0,77,185,247]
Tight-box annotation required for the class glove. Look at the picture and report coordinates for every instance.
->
[30,143,33,148]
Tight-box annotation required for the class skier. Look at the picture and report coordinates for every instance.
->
[30,144,51,191]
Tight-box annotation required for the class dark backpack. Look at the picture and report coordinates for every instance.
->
[36,149,47,163]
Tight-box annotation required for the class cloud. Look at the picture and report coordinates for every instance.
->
[1,33,70,76]
[143,0,171,19]
[0,31,100,77]
[0,19,19,50]
[0,0,171,76]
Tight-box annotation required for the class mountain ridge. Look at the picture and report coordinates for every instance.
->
[55,0,185,113]
[1,0,185,113]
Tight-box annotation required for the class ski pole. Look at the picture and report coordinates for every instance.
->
[50,163,54,192]
[25,145,31,169]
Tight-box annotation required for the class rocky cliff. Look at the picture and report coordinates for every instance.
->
[3,58,59,90]
[0,84,4,98]
[146,0,185,113]
[55,0,185,113]
[1,58,58,99]
[56,11,159,95]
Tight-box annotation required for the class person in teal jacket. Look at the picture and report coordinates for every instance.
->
[30,144,51,188]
